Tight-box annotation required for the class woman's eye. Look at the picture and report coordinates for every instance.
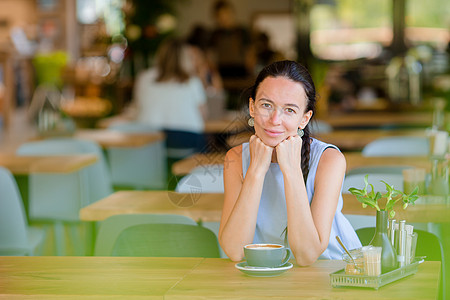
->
[285,108,295,113]
[261,103,271,108]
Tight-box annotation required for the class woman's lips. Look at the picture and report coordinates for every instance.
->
[264,129,284,137]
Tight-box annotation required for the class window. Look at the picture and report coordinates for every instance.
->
[310,0,449,61]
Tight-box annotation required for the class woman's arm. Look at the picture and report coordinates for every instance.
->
[219,136,272,261]
[277,138,345,266]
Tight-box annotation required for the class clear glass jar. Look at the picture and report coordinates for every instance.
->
[342,248,365,275]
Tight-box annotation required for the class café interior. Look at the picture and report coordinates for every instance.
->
[0,0,449,298]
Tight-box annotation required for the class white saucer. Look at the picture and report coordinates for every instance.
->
[235,262,293,277]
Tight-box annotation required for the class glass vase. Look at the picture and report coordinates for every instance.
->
[370,210,397,273]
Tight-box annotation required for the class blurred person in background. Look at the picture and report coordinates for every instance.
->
[209,0,252,80]
[247,31,285,76]
[186,24,226,120]
[133,37,207,134]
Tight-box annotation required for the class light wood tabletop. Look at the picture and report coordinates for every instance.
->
[317,129,427,151]
[171,152,431,176]
[0,153,98,174]
[79,191,224,222]
[167,259,440,300]
[0,256,203,299]
[96,112,249,135]
[342,194,450,223]
[318,111,449,128]
[79,190,449,224]
[0,256,440,299]
[204,118,249,134]
[75,129,165,148]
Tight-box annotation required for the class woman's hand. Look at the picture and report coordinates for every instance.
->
[248,135,273,176]
[276,135,302,175]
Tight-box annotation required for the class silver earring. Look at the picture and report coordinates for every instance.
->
[248,117,254,127]
[297,128,304,137]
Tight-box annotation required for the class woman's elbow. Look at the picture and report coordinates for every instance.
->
[221,246,244,262]
[227,251,245,262]
[219,239,244,262]
[294,246,326,266]
[295,254,317,267]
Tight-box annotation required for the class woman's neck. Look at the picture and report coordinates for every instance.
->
[271,150,278,163]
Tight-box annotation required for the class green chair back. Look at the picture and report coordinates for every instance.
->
[112,223,220,258]
[95,214,220,258]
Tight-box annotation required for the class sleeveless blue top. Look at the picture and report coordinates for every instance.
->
[242,138,362,259]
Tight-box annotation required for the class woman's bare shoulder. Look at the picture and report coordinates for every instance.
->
[224,145,243,168]
[318,147,346,171]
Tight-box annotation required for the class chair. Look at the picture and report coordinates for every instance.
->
[175,164,224,193]
[164,129,206,161]
[0,167,45,256]
[356,227,445,298]
[17,138,113,204]
[310,119,333,135]
[94,214,220,258]
[343,170,405,193]
[16,138,113,255]
[107,122,167,189]
[362,136,429,157]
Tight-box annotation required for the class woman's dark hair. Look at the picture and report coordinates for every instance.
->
[249,60,316,182]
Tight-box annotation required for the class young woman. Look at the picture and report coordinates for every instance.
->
[219,60,361,266]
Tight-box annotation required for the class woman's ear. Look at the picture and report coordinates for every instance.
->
[300,110,313,128]
[249,98,255,117]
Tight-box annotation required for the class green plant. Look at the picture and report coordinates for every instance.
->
[348,175,419,218]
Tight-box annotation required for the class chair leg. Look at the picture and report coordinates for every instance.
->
[68,224,84,256]
[53,222,66,256]
[84,222,96,256]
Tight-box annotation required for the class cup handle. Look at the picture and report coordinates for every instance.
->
[280,248,291,266]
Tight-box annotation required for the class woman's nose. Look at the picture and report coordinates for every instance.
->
[269,109,282,125]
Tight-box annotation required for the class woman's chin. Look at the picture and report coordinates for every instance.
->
[259,136,285,147]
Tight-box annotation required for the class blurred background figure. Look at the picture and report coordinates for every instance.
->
[133,37,208,171]
[247,31,285,76]
[208,0,252,80]
[133,37,207,133]
[186,24,226,120]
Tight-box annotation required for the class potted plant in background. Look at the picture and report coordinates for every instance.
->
[348,175,419,273]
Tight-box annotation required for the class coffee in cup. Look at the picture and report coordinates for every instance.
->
[244,243,291,268]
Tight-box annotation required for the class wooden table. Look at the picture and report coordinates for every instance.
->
[74,129,165,148]
[342,194,450,223]
[80,191,224,222]
[0,256,440,299]
[0,153,98,174]
[171,152,431,176]
[204,118,248,134]
[343,152,430,172]
[80,190,449,224]
[317,129,427,151]
[318,111,449,129]
[96,112,249,135]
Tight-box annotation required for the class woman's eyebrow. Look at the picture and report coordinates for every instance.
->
[259,98,299,109]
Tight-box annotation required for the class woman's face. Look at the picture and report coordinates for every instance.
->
[249,76,312,147]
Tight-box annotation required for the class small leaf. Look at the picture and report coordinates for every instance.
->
[348,188,365,196]
[363,174,369,189]
[381,180,394,193]
[390,210,396,218]
[403,203,408,209]
[362,203,367,208]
